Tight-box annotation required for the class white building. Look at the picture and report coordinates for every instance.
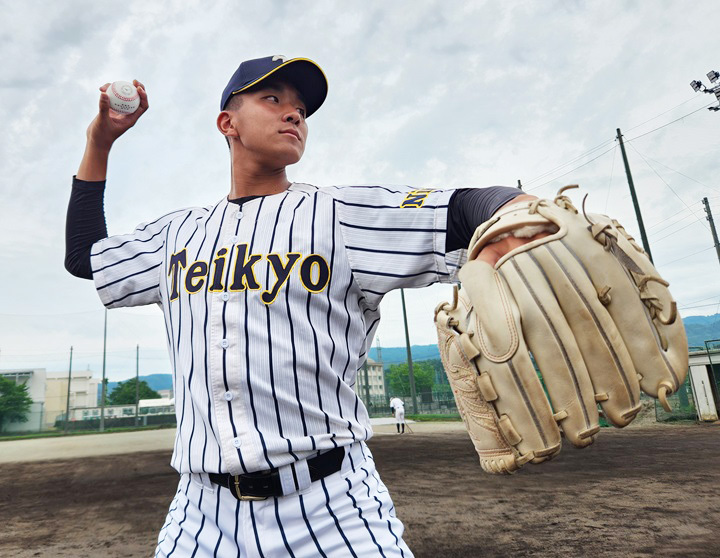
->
[44,370,101,429]
[69,397,175,422]
[0,368,46,433]
[688,348,720,421]
[355,357,386,399]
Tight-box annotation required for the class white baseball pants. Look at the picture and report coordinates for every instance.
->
[155,441,413,557]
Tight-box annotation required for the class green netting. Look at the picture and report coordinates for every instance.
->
[654,374,697,422]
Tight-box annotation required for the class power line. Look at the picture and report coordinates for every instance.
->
[624,95,706,133]
[526,144,617,192]
[627,102,717,142]
[632,154,720,196]
[648,202,703,230]
[678,293,720,308]
[627,143,710,233]
[519,95,714,195]
[653,218,707,242]
[658,245,715,267]
[680,302,720,310]
[524,138,616,186]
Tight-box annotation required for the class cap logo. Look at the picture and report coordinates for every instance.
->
[272,55,287,63]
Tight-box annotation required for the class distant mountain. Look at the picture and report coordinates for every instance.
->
[101,315,720,400]
[368,345,440,367]
[681,314,720,349]
[369,315,720,366]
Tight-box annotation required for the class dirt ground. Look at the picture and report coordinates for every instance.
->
[0,423,718,558]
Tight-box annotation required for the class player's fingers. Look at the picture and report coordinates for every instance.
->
[98,91,110,116]
[99,83,111,92]
[134,79,150,112]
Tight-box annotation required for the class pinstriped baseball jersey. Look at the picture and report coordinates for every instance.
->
[90,183,461,476]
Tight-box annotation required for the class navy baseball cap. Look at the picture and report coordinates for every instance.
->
[221,55,328,117]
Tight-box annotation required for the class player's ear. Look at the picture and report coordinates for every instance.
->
[217,111,239,140]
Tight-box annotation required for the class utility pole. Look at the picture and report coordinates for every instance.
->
[702,198,720,267]
[135,344,140,426]
[100,309,108,432]
[64,346,73,434]
[400,289,418,414]
[362,359,371,409]
[376,337,383,367]
[616,128,654,263]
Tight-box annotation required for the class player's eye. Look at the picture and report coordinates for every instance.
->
[297,107,306,119]
[265,95,279,103]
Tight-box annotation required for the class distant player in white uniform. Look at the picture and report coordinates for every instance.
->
[65,55,540,556]
[389,397,406,434]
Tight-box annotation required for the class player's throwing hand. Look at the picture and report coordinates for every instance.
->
[86,79,149,151]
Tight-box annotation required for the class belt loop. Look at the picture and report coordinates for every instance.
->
[293,458,312,493]
[278,463,298,496]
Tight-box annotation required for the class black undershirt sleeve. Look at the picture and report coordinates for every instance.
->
[65,181,519,278]
[65,177,109,280]
[445,186,523,252]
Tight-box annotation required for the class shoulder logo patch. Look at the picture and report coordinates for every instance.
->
[401,189,433,208]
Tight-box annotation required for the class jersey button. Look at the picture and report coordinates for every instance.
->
[220,339,229,349]
[224,391,233,401]
[221,292,230,301]
[228,235,238,244]
[235,211,243,220]
[232,438,241,448]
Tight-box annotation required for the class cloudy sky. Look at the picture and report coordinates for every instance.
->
[1,0,719,381]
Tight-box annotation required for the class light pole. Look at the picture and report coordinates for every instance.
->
[690,69,720,112]
[400,289,418,414]
[99,309,108,432]
[64,346,73,433]
[135,344,140,426]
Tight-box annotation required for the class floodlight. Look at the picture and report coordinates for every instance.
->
[707,70,719,83]
[691,80,703,92]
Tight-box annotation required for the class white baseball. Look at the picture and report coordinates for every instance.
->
[107,80,140,114]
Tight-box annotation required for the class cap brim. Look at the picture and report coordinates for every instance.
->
[231,58,328,117]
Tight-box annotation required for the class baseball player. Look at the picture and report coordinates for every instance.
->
[389,397,405,434]
[65,55,539,557]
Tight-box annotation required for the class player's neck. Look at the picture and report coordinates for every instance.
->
[228,160,291,199]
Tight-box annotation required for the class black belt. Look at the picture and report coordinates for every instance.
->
[209,446,346,500]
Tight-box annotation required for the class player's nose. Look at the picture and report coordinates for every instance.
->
[283,108,302,125]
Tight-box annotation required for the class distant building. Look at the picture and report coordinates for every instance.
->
[68,397,175,422]
[44,370,101,430]
[355,357,386,400]
[0,368,46,433]
[688,348,720,421]
[157,388,174,399]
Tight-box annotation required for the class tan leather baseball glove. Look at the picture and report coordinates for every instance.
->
[434,186,688,474]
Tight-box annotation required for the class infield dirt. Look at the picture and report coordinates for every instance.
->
[0,422,717,557]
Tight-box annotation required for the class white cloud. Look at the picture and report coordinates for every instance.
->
[1,0,720,379]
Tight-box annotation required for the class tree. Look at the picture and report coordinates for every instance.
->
[0,377,34,432]
[386,361,436,399]
[107,378,161,405]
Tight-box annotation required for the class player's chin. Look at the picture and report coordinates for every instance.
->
[275,145,305,166]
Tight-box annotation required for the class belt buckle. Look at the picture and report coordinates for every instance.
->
[233,475,268,501]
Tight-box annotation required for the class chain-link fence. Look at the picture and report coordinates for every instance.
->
[360,390,459,418]
[0,365,705,437]
[654,372,698,422]
[0,394,176,437]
